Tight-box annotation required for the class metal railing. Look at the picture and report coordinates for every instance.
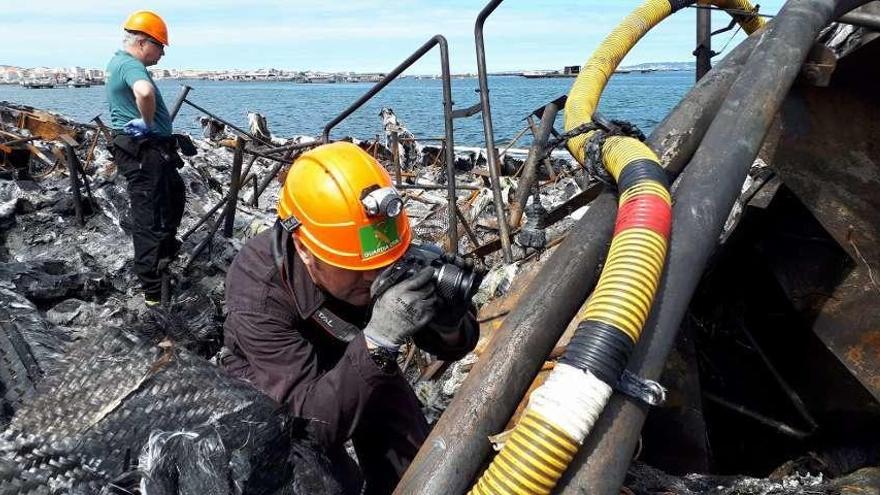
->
[474,0,514,262]
[322,35,465,252]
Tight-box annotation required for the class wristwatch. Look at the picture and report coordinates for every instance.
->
[368,346,399,373]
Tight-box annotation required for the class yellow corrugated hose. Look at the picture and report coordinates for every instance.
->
[468,1,765,494]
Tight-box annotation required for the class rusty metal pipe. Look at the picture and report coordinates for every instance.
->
[396,17,766,495]
[474,0,514,263]
[509,101,559,228]
[557,0,856,493]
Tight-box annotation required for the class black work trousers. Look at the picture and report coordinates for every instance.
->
[113,136,186,298]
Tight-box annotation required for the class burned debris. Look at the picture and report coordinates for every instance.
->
[2,1,880,494]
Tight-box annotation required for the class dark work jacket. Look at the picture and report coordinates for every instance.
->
[222,229,477,494]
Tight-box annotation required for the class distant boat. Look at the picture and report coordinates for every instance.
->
[520,65,580,79]
[21,79,56,89]
[67,79,91,88]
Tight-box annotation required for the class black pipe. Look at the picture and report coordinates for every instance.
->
[696,6,713,80]
[64,144,84,226]
[181,193,230,243]
[223,139,245,238]
[253,146,301,203]
[255,157,288,203]
[169,85,192,121]
[239,154,260,187]
[557,1,851,493]
[838,10,880,30]
[396,183,481,191]
[322,35,451,143]
[474,0,514,263]
[251,175,259,208]
[242,146,289,165]
[184,205,228,273]
[395,18,766,495]
[259,139,321,156]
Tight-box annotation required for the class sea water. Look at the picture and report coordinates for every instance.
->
[0,72,692,147]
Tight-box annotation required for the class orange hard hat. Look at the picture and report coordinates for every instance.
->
[277,142,412,271]
[123,10,169,46]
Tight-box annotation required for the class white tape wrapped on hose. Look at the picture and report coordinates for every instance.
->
[525,363,612,443]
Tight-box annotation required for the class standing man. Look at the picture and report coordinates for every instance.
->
[107,10,185,307]
[222,142,479,494]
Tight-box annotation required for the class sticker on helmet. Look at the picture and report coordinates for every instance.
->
[359,218,401,259]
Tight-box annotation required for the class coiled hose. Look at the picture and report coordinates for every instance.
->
[470,1,763,494]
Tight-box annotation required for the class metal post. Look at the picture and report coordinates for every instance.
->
[439,38,459,255]
[90,115,114,142]
[391,130,402,185]
[474,0,513,263]
[169,85,192,121]
[251,175,259,208]
[223,138,245,238]
[696,3,713,81]
[509,101,559,228]
[64,144,84,226]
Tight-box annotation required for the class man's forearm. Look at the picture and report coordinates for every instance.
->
[134,91,156,126]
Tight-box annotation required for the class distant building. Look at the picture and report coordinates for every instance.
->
[68,66,87,79]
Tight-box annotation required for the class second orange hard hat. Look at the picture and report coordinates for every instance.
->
[123,10,169,46]
[277,142,412,271]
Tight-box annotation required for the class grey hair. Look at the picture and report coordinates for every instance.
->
[123,30,146,48]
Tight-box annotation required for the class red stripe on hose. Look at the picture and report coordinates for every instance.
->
[614,193,671,238]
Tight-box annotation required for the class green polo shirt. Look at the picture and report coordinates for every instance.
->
[105,50,172,136]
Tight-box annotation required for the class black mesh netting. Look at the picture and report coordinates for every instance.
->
[0,327,343,494]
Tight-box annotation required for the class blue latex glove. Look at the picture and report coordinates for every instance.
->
[123,118,152,138]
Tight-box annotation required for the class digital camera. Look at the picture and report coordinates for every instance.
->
[374,244,482,305]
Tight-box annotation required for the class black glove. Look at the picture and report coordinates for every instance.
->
[364,267,438,349]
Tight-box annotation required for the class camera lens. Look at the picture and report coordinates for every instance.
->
[434,264,478,303]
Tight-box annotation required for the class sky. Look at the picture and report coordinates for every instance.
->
[3,0,786,73]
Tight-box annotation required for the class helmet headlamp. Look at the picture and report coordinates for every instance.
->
[361,186,404,218]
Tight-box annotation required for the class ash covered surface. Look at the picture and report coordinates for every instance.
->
[3,100,877,494]
[0,102,594,492]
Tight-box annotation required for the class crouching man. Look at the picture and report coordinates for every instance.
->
[221,142,478,494]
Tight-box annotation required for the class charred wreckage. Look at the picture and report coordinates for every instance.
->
[1,0,880,493]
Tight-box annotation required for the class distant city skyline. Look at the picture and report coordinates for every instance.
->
[3,1,784,74]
